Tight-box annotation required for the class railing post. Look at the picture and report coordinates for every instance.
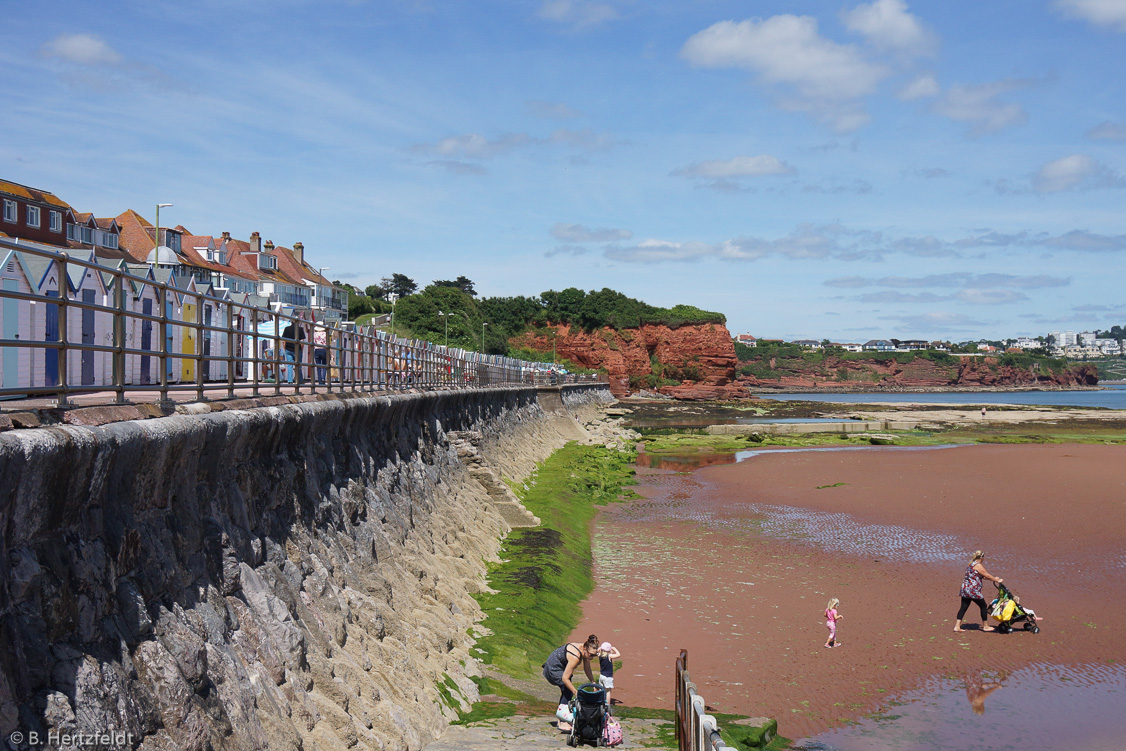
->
[113,268,127,404]
[195,292,204,401]
[55,256,71,408]
[158,285,169,404]
[225,300,235,399]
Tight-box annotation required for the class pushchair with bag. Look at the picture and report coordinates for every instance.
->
[989,582,1041,634]
[567,683,609,747]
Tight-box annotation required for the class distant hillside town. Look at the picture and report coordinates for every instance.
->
[734,332,1124,359]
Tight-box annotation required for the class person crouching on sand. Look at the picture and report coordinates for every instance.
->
[954,550,1003,632]
[824,598,843,648]
[597,641,621,704]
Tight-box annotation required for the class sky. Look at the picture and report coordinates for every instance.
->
[1,0,1125,343]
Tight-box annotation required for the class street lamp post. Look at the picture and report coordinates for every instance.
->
[317,267,330,308]
[438,310,449,348]
[154,203,172,249]
[480,321,488,353]
[388,293,398,338]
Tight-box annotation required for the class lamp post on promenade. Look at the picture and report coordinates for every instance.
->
[387,293,398,338]
[154,203,172,249]
[481,321,488,353]
[438,310,450,347]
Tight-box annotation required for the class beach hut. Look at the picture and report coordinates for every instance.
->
[63,250,112,387]
[0,249,36,390]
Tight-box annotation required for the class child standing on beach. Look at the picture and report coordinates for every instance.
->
[824,598,843,648]
[598,642,621,703]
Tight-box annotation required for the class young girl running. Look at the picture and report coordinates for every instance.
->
[824,598,843,648]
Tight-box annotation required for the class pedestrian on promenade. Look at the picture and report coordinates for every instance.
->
[281,320,305,384]
[313,323,328,384]
[954,550,1003,632]
[542,635,599,731]
[824,598,843,648]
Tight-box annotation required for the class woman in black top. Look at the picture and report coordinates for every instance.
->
[543,634,599,728]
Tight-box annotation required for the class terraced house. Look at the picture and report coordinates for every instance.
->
[0,178,349,391]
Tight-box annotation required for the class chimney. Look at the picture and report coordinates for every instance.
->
[293,242,304,264]
[264,240,274,252]
[249,232,260,253]
[222,231,231,241]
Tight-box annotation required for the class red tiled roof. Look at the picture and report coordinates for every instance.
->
[0,180,72,209]
[114,209,157,263]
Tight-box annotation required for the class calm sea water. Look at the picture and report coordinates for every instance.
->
[756,384,1126,409]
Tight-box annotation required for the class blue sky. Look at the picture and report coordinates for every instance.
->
[2,0,1124,342]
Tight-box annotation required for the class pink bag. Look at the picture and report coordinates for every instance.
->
[602,719,623,747]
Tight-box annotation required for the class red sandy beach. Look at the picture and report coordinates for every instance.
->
[572,443,1126,741]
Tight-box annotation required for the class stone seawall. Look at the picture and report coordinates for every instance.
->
[0,384,614,750]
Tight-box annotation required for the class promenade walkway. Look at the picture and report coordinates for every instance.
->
[425,715,671,750]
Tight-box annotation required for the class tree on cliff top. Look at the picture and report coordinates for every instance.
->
[483,287,725,332]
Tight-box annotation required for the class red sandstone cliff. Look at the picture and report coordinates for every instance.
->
[739,355,1098,390]
[510,323,748,400]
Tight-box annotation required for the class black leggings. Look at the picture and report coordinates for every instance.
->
[957,596,989,621]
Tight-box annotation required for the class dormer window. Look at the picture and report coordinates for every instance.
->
[26,205,40,228]
[3,199,17,223]
[258,254,277,271]
[49,210,62,232]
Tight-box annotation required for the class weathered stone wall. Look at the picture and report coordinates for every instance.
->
[0,384,613,751]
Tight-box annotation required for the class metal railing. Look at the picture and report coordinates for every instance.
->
[675,650,737,751]
[0,238,606,407]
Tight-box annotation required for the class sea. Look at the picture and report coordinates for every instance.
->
[754,384,1126,410]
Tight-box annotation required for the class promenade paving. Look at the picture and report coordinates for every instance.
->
[425,715,672,751]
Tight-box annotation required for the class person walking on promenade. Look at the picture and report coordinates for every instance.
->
[954,550,1003,632]
[312,323,328,384]
[824,598,843,648]
[543,635,599,731]
[597,641,621,704]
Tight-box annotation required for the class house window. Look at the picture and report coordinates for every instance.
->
[2,199,16,223]
[49,210,62,232]
[27,205,40,228]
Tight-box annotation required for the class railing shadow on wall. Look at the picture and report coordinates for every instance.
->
[676,649,740,751]
[0,238,605,407]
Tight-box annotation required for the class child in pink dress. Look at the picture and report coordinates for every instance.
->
[824,598,843,648]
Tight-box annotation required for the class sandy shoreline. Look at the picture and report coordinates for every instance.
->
[571,443,1126,739]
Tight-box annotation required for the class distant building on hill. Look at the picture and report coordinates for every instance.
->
[735,333,757,347]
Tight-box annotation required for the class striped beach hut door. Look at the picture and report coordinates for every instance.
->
[140,298,152,384]
[2,278,18,387]
[44,290,59,387]
[81,289,95,385]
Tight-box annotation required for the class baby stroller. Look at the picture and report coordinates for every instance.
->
[567,683,609,747]
[989,582,1040,634]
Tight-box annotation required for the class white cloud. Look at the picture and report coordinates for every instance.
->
[672,155,794,179]
[878,311,991,333]
[899,74,939,100]
[1054,0,1126,30]
[551,223,632,242]
[955,289,1029,304]
[419,133,531,159]
[605,239,718,263]
[1031,154,1125,192]
[427,160,488,176]
[841,0,936,56]
[538,1,619,30]
[1087,121,1126,140]
[681,15,887,132]
[931,80,1029,136]
[528,100,583,119]
[40,33,124,67]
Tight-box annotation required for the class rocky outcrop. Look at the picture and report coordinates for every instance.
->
[511,323,748,401]
[0,385,614,751]
[740,356,1098,391]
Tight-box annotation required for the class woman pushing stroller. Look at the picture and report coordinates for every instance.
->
[954,550,1003,632]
